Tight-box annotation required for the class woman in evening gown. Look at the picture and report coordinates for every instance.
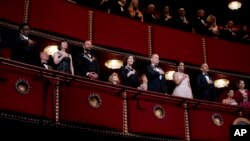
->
[53,41,74,75]
[172,61,193,98]
[120,55,140,88]
[234,80,250,107]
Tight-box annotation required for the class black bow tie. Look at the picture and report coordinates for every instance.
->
[153,65,159,68]
[203,73,208,76]
[42,62,48,65]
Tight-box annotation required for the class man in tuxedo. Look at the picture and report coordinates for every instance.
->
[145,54,167,94]
[39,51,52,70]
[192,9,208,35]
[196,63,216,101]
[77,40,99,79]
[174,8,192,32]
[11,23,39,65]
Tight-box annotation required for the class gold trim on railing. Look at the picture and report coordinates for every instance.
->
[148,25,152,57]
[202,38,207,63]
[0,111,181,140]
[0,21,19,30]
[23,0,30,23]
[122,91,128,133]
[88,11,93,41]
[183,103,190,141]
[54,81,60,122]
[1,21,250,79]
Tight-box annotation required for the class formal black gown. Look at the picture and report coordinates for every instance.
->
[120,66,140,88]
[56,56,71,74]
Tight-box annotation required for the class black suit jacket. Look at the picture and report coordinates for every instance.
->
[145,65,167,94]
[11,35,39,66]
[174,16,192,32]
[38,62,52,70]
[192,17,209,35]
[196,73,216,101]
[76,52,99,78]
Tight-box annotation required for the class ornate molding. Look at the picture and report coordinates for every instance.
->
[183,103,190,141]
[0,112,40,124]
[153,105,166,119]
[122,91,128,133]
[23,0,30,23]
[202,38,207,63]
[15,78,31,95]
[147,25,152,57]
[0,111,181,140]
[212,113,224,126]
[88,11,93,41]
[88,93,102,108]
[1,21,250,79]
[54,81,60,122]
[233,117,250,125]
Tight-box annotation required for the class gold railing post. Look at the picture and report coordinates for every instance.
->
[183,102,190,141]
[122,91,128,133]
[148,25,152,57]
[88,11,93,41]
[54,80,60,122]
[23,0,30,23]
[202,37,207,63]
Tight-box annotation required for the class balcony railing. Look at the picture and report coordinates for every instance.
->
[0,57,250,140]
[1,0,250,76]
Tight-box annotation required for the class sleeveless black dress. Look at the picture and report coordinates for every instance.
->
[56,56,71,74]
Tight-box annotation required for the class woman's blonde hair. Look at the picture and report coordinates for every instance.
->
[108,72,120,85]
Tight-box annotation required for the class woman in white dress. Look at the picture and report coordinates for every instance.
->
[172,61,193,98]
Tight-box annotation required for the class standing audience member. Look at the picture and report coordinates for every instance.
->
[110,0,128,16]
[221,20,237,41]
[145,54,167,94]
[222,89,238,106]
[128,0,143,22]
[53,41,74,75]
[234,80,250,107]
[174,8,192,32]
[172,61,193,99]
[143,4,159,24]
[120,55,140,88]
[196,63,216,101]
[11,23,39,65]
[77,40,99,79]
[206,15,220,38]
[159,5,173,27]
[192,9,208,35]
